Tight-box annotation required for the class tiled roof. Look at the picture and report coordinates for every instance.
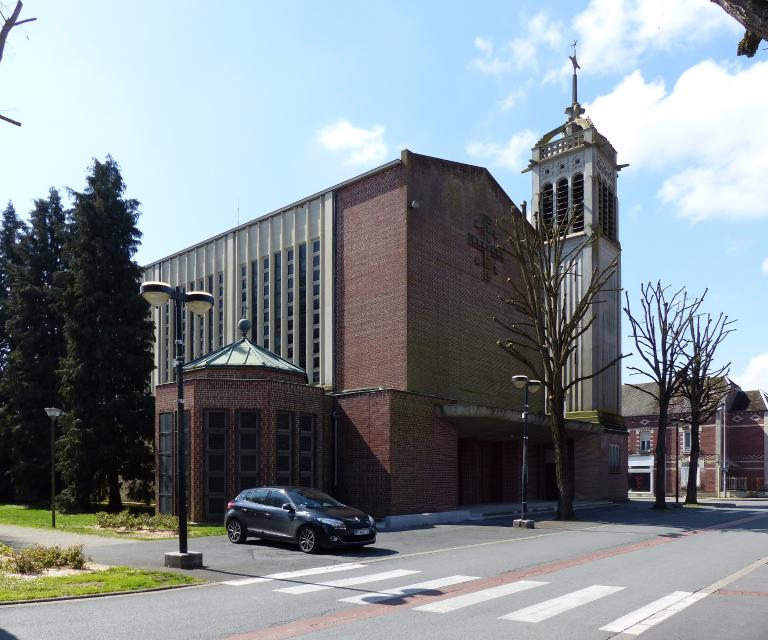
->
[183,337,307,377]
[622,380,767,416]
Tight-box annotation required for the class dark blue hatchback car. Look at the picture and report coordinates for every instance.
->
[224,486,376,553]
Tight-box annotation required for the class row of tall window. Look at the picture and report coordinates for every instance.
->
[540,173,584,232]
[540,173,617,242]
[157,240,322,383]
[158,410,316,520]
[597,178,617,241]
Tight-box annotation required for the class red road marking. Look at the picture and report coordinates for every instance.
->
[716,589,768,598]
[227,510,768,640]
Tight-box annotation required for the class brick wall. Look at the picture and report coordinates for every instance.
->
[388,391,458,514]
[404,151,530,409]
[626,411,766,495]
[155,368,325,522]
[574,432,627,500]
[335,163,408,391]
[333,391,393,516]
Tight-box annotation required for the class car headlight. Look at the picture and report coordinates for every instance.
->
[317,517,346,529]
[368,515,376,527]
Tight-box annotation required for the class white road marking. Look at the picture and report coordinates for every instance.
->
[222,562,367,586]
[621,593,708,636]
[413,580,548,613]
[221,577,272,586]
[500,584,625,622]
[599,591,693,633]
[274,569,420,594]
[338,575,480,605]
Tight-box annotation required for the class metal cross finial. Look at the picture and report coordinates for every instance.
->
[569,40,580,72]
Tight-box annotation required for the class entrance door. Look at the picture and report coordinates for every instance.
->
[479,442,503,504]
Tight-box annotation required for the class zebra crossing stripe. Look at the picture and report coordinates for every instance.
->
[621,593,708,635]
[222,562,367,586]
[338,575,480,606]
[413,580,549,613]
[274,569,421,594]
[599,591,694,633]
[221,577,273,586]
[500,584,625,622]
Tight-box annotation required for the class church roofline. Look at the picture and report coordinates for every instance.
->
[141,157,402,268]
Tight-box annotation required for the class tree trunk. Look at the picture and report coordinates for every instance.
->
[653,406,668,509]
[685,421,701,504]
[107,468,122,512]
[551,396,576,520]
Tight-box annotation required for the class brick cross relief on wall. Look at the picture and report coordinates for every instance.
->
[467,214,503,281]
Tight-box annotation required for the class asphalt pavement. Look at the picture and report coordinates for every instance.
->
[2,499,768,640]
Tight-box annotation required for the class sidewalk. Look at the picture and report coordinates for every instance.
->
[378,499,616,530]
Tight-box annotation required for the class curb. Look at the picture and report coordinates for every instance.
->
[377,501,617,531]
[0,580,209,607]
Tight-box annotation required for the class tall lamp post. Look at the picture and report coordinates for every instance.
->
[140,281,213,569]
[512,375,541,528]
[44,407,63,528]
[670,417,680,505]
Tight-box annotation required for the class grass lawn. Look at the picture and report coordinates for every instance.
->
[0,566,203,602]
[0,504,224,539]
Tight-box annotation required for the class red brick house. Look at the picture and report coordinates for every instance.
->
[624,381,768,496]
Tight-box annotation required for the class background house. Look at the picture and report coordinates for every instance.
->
[624,381,768,496]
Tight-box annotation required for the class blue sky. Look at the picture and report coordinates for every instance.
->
[2,1,766,391]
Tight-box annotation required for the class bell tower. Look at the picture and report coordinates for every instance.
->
[525,45,623,418]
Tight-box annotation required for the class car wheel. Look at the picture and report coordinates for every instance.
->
[226,518,247,544]
[297,526,320,554]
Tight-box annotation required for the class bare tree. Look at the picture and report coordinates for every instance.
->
[712,0,768,57]
[624,282,704,509]
[679,312,735,504]
[496,203,622,520]
[0,1,36,127]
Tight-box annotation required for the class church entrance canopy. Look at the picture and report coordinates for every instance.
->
[435,403,603,443]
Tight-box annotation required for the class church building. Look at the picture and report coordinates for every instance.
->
[144,63,627,521]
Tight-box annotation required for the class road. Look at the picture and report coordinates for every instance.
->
[1,500,767,640]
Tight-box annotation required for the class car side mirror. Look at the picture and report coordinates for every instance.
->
[282,503,295,512]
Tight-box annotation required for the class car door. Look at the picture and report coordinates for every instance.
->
[241,488,270,533]
[263,490,295,539]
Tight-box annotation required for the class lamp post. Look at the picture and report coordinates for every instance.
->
[511,375,541,528]
[721,403,728,497]
[140,281,213,569]
[43,407,63,528]
[670,417,680,505]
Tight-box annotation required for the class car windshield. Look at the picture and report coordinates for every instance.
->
[287,489,343,509]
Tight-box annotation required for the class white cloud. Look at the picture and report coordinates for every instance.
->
[733,354,768,392]
[470,37,513,75]
[762,258,768,274]
[317,119,388,165]
[466,129,538,170]
[470,12,563,76]
[569,0,738,76]
[586,60,768,221]
[499,88,526,111]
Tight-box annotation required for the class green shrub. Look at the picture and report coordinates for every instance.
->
[1,544,87,574]
[96,510,178,533]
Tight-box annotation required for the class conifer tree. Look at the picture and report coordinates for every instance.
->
[0,189,68,498]
[58,157,154,511]
[0,201,25,498]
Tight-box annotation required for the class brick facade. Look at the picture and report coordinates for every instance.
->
[624,385,768,496]
[155,365,325,522]
[154,150,628,520]
[330,150,625,515]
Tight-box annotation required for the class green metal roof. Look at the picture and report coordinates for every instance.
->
[183,337,307,377]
